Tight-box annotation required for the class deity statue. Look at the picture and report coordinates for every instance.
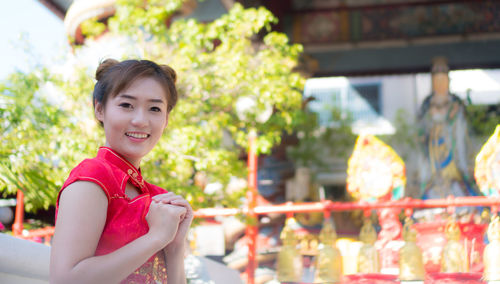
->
[357,218,380,273]
[441,218,468,272]
[375,208,404,274]
[277,217,303,282]
[484,215,500,281]
[399,217,425,281]
[314,220,342,283]
[418,57,478,199]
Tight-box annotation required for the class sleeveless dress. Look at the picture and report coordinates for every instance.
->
[56,147,168,283]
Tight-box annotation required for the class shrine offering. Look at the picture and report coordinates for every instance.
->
[347,134,405,202]
[314,220,342,283]
[484,215,500,281]
[399,217,425,281]
[357,218,380,273]
[441,218,468,273]
[277,217,302,282]
[475,124,500,197]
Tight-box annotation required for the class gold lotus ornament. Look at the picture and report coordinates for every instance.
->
[399,217,425,281]
[484,215,500,281]
[347,134,406,202]
[314,220,342,283]
[357,218,380,273]
[475,125,500,196]
[277,217,303,282]
[441,218,468,272]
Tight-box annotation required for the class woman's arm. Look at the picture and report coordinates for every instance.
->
[165,241,187,284]
[50,181,184,284]
[153,193,194,284]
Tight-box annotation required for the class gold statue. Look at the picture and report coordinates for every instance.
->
[441,218,468,272]
[314,220,342,283]
[357,218,380,273]
[399,217,425,280]
[277,217,303,282]
[484,215,500,281]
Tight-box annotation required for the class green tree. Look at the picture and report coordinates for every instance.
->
[0,1,305,212]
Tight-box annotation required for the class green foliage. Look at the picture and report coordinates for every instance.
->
[287,107,356,169]
[0,1,305,212]
[466,104,499,139]
[378,109,418,161]
[80,17,107,39]
[0,68,100,211]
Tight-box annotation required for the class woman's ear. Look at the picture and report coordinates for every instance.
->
[95,101,104,123]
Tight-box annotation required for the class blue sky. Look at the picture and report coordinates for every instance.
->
[0,0,67,79]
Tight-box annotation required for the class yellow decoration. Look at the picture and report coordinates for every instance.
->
[441,218,468,272]
[315,221,342,283]
[399,218,425,280]
[484,215,500,281]
[347,134,406,201]
[475,125,500,196]
[357,218,380,273]
[277,217,302,282]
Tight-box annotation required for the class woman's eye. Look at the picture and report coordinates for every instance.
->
[119,103,133,109]
[151,107,162,112]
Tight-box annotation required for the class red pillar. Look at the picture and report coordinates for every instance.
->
[12,190,24,237]
[246,131,258,284]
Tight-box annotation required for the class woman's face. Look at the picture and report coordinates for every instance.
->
[95,77,169,167]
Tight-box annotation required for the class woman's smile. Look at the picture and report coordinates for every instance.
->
[95,77,169,168]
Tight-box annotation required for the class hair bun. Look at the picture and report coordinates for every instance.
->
[160,64,177,84]
[96,59,119,81]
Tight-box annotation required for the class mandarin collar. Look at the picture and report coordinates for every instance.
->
[97,147,146,189]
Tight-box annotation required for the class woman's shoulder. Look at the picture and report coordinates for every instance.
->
[65,158,113,182]
[61,157,116,199]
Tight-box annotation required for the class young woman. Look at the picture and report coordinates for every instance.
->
[50,59,193,284]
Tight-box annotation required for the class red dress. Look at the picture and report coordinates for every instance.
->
[56,147,168,283]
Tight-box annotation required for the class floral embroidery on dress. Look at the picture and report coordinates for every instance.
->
[121,252,167,284]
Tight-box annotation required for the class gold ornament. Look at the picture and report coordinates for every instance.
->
[484,215,500,281]
[277,217,303,282]
[399,217,425,280]
[474,124,500,196]
[441,218,468,272]
[357,218,380,273]
[314,220,342,283]
[347,134,406,201]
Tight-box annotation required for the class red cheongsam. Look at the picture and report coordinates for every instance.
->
[56,147,168,283]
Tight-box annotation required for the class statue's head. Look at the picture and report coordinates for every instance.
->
[431,57,450,96]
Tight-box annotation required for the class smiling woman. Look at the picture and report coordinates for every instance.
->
[50,59,193,284]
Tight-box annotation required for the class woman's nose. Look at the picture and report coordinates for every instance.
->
[131,109,148,127]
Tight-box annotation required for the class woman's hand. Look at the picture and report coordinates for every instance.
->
[146,199,186,248]
[152,192,194,248]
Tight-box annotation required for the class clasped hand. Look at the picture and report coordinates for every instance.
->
[145,192,193,249]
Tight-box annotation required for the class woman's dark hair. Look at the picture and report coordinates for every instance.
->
[93,59,178,115]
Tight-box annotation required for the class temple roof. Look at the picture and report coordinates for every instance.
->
[40,0,500,75]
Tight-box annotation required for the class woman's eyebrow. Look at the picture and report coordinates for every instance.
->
[119,94,165,104]
[149,98,166,104]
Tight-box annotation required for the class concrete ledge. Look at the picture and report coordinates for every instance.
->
[0,233,50,284]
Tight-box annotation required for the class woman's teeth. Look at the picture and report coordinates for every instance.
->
[126,133,148,139]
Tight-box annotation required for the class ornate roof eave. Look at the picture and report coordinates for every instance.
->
[64,0,116,40]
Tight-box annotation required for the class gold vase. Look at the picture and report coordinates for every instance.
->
[357,218,380,273]
[484,215,500,281]
[399,217,425,281]
[441,218,468,273]
[277,217,302,282]
[314,220,342,283]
